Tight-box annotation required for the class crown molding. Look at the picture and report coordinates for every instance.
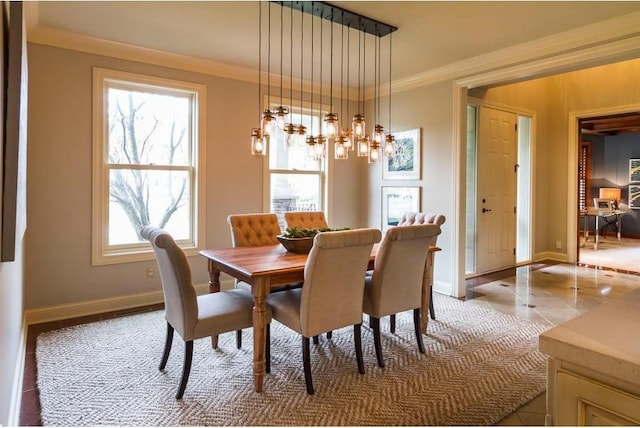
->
[28,10,640,94]
[393,10,640,93]
[28,25,258,83]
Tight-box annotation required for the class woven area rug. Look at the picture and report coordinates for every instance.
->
[36,294,549,426]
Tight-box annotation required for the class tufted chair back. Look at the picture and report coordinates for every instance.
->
[398,212,445,228]
[227,213,282,247]
[398,211,445,248]
[284,211,329,230]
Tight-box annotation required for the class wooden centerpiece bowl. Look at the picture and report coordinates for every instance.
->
[278,227,350,254]
[277,235,315,254]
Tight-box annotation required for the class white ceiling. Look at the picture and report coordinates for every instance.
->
[29,1,640,85]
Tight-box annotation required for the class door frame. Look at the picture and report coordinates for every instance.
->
[566,103,640,263]
[450,28,640,298]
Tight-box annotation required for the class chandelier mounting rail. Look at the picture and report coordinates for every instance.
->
[276,1,397,37]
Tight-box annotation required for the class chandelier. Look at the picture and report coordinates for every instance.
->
[250,1,397,164]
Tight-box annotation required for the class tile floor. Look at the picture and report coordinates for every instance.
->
[475,262,640,425]
[19,261,640,426]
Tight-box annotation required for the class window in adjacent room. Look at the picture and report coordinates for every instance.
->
[92,68,206,265]
[578,141,592,212]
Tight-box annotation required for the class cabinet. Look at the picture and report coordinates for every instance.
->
[539,288,640,426]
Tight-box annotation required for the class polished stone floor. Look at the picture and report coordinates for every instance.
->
[471,261,640,425]
[20,261,640,426]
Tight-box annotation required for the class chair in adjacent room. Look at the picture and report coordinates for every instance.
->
[267,228,382,394]
[363,224,441,368]
[141,225,269,399]
[284,211,329,230]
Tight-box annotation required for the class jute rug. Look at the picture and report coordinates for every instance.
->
[36,294,549,426]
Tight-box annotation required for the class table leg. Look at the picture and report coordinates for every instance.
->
[252,277,270,392]
[594,216,600,250]
[421,252,435,334]
[207,260,221,349]
[617,214,622,240]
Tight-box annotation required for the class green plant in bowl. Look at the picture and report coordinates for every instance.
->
[278,227,350,253]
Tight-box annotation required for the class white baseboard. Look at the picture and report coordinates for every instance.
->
[433,280,451,296]
[25,279,235,325]
[535,251,568,262]
[8,316,27,426]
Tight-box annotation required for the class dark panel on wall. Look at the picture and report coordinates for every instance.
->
[2,1,27,261]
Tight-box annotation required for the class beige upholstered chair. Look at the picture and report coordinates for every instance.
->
[267,228,382,394]
[227,213,300,346]
[363,224,441,368]
[394,212,446,329]
[141,226,269,399]
[284,211,329,230]
[284,210,332,342]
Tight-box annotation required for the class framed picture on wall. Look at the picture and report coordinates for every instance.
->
[630,159,640,183]
[381,186,421,231]
[383,128,421,180]
[630,184,640,209]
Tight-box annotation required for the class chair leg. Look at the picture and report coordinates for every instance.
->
[370,316,385,368]
[176,340,193,400]
[236,329,242,349]
[266,323,271,374]
[159,322,174,370]
[429,286,436,320]
[389,314,396,333]
[354,323,365,374]
[313,335,319,345]
[302,336,314,395]
[413,308,425,354]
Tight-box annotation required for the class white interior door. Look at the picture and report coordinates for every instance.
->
[476,106,518,274]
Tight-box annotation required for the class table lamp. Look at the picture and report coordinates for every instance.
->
[599,188,621,210]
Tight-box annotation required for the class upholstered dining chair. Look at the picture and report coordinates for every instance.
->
[141,226,269,399]
[267,228,382,395]
[363,224,441,368]
[227,212,282,247]
[284,211,329,230]
[284,210,332,342]
[227,213,301,347]
[391,212,446,331]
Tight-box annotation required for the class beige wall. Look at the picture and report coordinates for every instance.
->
[25,42,364,310]
[365,81,456,291]
[470,58,640,258]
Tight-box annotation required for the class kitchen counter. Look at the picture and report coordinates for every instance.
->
[539,288,640,425]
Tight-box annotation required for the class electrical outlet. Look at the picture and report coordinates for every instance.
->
[555,241,562,250]
[146,267,155,279]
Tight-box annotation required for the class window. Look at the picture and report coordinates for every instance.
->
[578,141,592,212]
[265,102,325,229]
[92,68,206,265]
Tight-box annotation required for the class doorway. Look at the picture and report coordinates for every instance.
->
[574,112,640,272]
[466,105,533,276]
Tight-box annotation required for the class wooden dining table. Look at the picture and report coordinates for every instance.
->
[199,243,440,392]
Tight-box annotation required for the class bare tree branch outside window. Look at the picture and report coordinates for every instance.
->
[107,89,190,243]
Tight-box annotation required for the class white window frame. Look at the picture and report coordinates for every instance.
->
[262,97,329,222]
[92,68,206,266]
